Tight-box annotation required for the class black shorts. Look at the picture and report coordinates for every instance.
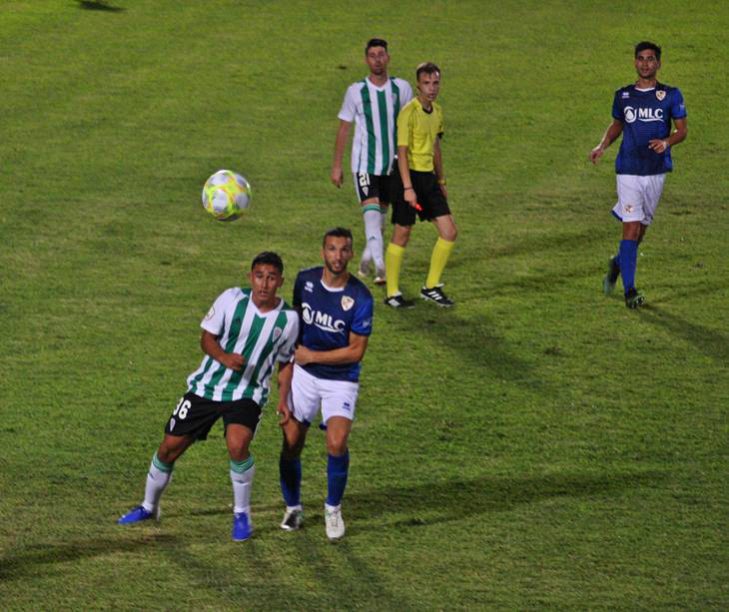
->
[354,172,393,204]
[163,391,262,441]
[392,170,450,226]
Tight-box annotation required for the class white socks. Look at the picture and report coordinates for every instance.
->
[142,453,173,512]
[230,459,256,515]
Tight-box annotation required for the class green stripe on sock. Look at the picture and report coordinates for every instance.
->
[230,455,255,474]
[153,452,174,473]
[362,204,380,214]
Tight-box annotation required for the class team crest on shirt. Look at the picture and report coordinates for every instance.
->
[273,327,282,342]
[341,295,355,311]
[656,90,666,101]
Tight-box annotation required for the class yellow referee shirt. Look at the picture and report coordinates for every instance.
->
[397,98,444,172]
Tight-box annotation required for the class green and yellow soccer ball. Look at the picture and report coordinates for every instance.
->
[201,170,251,221]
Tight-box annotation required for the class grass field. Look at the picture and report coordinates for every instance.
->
[1,1,728,609]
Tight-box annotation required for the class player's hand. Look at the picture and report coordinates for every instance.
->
[294,346,314,366]
[331,166,343,188]
[648,138,669,153]
[277,403,291,426]
[220,353,245,371]
[589,144,605,164]
[404,188,419,209]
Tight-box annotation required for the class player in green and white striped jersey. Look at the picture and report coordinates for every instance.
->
[117,252,298,542]
[331,38,413,285]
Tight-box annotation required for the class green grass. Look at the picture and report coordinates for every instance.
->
[1,0,728,609]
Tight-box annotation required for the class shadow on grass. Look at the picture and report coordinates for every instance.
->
[488,228,603,259]
[388,310,538,385]
[345,470,665,530]
[77,0,126,11]
[0,533,177,581]
[639,304,729,362]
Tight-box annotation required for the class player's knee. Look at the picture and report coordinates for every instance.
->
[440,222,457,241]
[281,433,304,458]
[157,439,186,464]
[325,431,349,456]
[391,225,411,247]
[226,439,251,462]
[326,438,348,456]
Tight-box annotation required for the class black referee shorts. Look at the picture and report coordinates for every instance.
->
[391,170,450,226]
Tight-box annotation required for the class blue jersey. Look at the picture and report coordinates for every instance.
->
[293,267,373,382]
[612,83,687,176]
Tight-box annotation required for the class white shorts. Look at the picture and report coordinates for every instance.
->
[612,174,666,226]
[289,364,359,426]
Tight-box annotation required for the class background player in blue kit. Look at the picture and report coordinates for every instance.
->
[278,227,374,541]
[590,41,687,308]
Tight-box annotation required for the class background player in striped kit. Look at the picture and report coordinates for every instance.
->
[590,41,687,308]
[331,38,413,285]
[117,252,299,542]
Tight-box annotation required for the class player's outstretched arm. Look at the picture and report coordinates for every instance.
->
[295,332,369,366]
[649,117,687,153]
[331,120,352,188]
[200,330,245,371]
[590,119,623,164]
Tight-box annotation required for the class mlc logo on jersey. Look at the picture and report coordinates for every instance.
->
[301,302,346,333]
[624,106,664,124]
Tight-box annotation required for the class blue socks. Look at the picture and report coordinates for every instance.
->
[280,452,350,507]
[279,456,302,507]
[326,452,350,507]
[619,239,638,294]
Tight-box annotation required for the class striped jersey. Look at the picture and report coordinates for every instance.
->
[186,288,299,405]
[338,76,413,175]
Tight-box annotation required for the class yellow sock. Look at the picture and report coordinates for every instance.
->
[385,243,405,297]
[425,237,455,289]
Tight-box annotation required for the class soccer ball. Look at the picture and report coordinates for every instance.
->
[201,170,251,221]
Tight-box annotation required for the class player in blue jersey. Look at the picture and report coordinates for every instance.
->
[590,41,687,308]
[278,227,374,540]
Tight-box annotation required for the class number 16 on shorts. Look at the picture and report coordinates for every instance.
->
[169,396,191,431]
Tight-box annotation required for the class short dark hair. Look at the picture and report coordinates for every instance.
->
[365,38,388,54]
[322,227,353,247]
[416,61,441,81]
[251,251,283,274]
[635,41,661,61]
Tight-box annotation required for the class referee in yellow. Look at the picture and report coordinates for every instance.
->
[384,62,457,308]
